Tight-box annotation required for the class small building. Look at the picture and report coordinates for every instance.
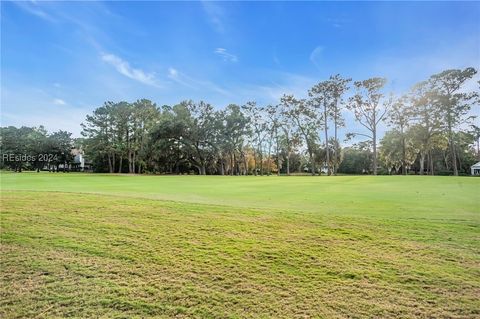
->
[471,162,480,176]
[71,148,93,172]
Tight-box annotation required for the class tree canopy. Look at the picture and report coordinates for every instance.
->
[1,68,478,176]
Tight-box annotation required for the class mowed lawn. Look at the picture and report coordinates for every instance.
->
[1,173,479,318]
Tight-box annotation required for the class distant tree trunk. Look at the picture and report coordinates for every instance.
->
[308,143,316,176]
[449,130,458,176]
[193,165,200,175]
[286,154,290,176]
[234,152,238,175]
[419,152,425,175]
[456,147,463,174]
[324,101,330,176]
[118,156,123,173]
[253,150,258,176]
[127,151,132,173]
[401,127,406,175]
[174,162,180,174]
[219,159,225,176]
[429,150,435,176]
[259,148,263,176]
[333,117,338,175]
[276,135,281,176]
[107,154,113,173]
[242,151,248,175]
[237,157,242,175]
[426,152,431,175]
[372,129,377,175]
[267,141,272,176]
[477,138,480,160]
[133,153,136,174]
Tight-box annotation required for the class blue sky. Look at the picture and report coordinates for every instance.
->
[1,1,479,138]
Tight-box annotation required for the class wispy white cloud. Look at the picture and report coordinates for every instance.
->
[167,67,229,96]
[214,48,238,63]
[101,53,162,88]
[12,1,57,23]
[201,1,226,34]
[168,67,196,89]
[310,46,324,70]
[327,17,349,29]
[53,98,66,105]
[273,49,280,66]
[203,81,230,96]
[235,72,316,104]
[168,67,178,78]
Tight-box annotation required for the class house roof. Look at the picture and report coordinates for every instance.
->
[471,162,480,168]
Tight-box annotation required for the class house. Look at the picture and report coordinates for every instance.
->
[471,162,480,176]
[71,148,93,172]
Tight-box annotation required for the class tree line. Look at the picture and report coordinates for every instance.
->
[0,126,74,172]
[1,67,479,175]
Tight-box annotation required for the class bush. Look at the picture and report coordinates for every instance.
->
[436,170,453,176]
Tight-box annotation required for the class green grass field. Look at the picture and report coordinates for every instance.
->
[1,173,479,318]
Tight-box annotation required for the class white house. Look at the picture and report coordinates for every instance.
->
[71,148,93,172]
[471,162,480,176]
